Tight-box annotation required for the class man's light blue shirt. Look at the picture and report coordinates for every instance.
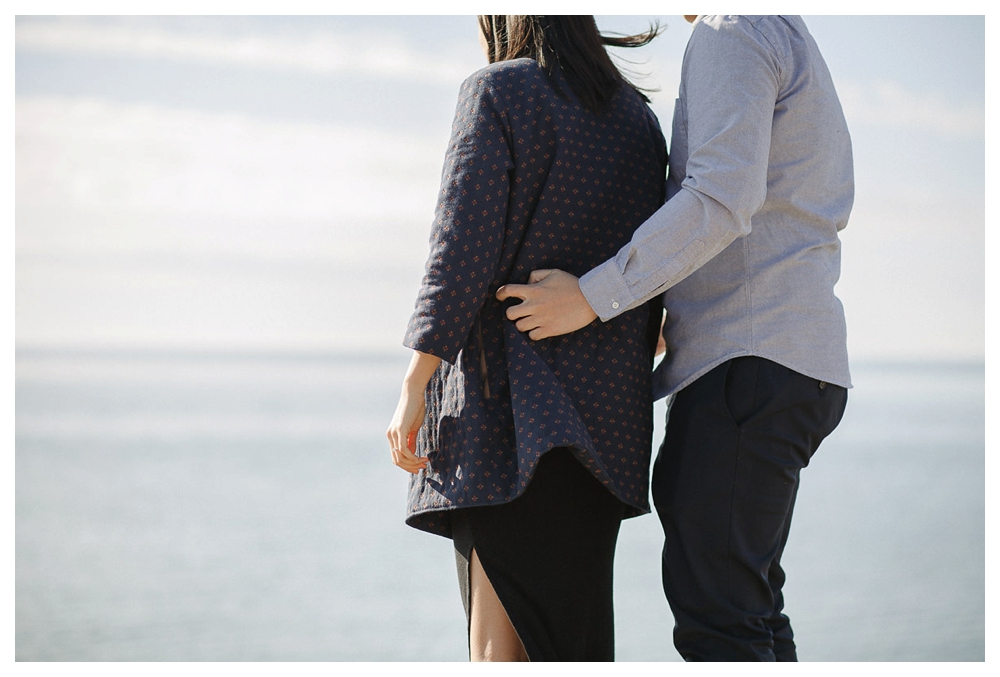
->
[580,15,854,397]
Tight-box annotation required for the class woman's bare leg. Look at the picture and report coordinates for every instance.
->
[468,548,528,662]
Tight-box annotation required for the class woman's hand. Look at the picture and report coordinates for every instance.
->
[386,350,442,474]
[386,386,429,474]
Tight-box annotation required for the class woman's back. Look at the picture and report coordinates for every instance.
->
[403,57,667,536]
[477,58,666,279]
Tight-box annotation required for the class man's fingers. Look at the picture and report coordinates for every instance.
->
[497,272,555,298]
[496,283,530,302]
[505,300,533,321]
[527,269,555,284]
[516,315,544,332]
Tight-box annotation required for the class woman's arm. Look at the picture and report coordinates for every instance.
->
[391,70,513,472]
[386,350,442,474]
[402,69,513,364]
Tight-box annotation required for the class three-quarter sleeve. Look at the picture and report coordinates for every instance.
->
[403,73,515,364]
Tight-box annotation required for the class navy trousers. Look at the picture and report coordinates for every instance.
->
[652,356,848,661]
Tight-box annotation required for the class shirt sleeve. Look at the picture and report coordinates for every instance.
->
[580,16,781,321]
[402,72,514,364]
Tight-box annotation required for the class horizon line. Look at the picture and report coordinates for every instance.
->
[13,343,986,369]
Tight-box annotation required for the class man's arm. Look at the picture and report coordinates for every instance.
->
[498,16,781,338]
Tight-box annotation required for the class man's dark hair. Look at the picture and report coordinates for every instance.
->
[477,15,661,113]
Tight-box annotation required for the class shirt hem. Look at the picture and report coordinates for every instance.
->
[657,350,852,398]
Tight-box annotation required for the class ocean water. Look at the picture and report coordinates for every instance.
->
[15,351,985,662]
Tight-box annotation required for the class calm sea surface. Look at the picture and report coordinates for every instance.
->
[15,351,985,661]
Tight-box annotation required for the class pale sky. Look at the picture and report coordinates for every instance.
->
[14,10,987,361]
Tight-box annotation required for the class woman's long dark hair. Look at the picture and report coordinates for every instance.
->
[477,15,661,113]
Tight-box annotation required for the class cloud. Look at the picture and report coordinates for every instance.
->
[16,94,445,255]
[15,16,478,85]
[837,78,984,138]
[15,93,443,351]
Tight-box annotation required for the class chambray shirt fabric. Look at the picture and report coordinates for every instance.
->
[403,59,667,538]
[579,15,854,398]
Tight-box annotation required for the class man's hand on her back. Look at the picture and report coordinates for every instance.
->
[496,269,598,340]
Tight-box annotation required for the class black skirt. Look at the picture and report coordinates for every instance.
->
[451,447,627,661]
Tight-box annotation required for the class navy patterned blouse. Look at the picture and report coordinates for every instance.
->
[403,58,668,538]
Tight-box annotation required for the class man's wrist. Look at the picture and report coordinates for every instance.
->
[579,260,638,321]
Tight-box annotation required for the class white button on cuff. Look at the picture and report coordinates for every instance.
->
[611,301,620,309]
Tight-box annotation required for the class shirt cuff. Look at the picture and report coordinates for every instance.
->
[579,258,639,322]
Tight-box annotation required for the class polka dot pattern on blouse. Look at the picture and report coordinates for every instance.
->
[403,58,667,538]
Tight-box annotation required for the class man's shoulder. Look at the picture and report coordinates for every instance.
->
[690,15,803,64]
[697,15,799,30]
[695,15,802,41]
